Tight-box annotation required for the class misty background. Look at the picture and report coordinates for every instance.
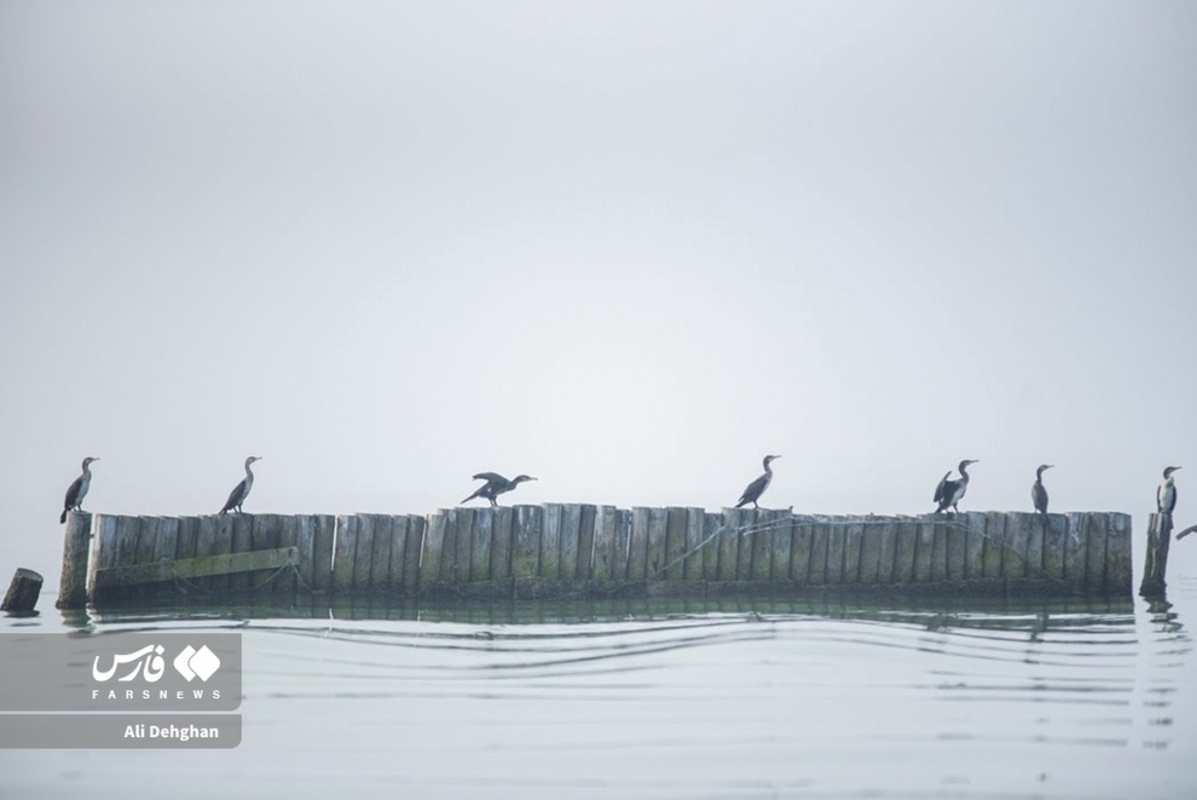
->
[3,2,1195,585]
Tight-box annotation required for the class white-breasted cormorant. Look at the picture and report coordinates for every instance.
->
[934,459,978,514]
[1158,466,1181,515]
[735,455,781,509]
[60,456,99,523]
[220,456,262,515]
[1032,464,1053,516]
[462,472,536,507]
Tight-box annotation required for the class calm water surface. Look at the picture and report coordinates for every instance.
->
[2,584,1195,799]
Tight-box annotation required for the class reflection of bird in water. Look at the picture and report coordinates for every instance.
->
[462,472,536,507]
[735,455,781,509]
[220,456,262,514]
[1157,466,1181,515]
[1032,464,1054,516]
[61,457,100,523]
[934,459,978,514]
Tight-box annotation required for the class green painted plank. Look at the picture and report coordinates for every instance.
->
[94,547,300,590]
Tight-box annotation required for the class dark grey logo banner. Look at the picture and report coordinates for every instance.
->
[0,633,241,711]
[0,714,242,749]
[0,633,241,748]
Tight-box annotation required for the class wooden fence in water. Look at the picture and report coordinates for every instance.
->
[57,506,1134,607]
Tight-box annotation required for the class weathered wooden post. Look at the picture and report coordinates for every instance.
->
[1139,513,1172,597]
[2,568,44,612]
[56,511,92,609]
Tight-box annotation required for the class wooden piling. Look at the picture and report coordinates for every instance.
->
[768,510,793,582]
[452,507,474,585]
[842,516,864,584]
[646,507,669,579]
[559,504,582,581]
[274,515,299,596]
[421,511,447,589]
[591,505,619,582]
[809,519,830,585]
[57,512,92,609]
[980,512,1004,578]
[3,568,44,613]
[470,508,493,583]
[1107,513,1132,596]
[540,504,562,581]
[65,508,1137,603]
[366,514,393,591]
[577,504,597,580]
[404,515,424,590]
[490,508,512,581]
[790,516,814,584]
[1064,512,1087,592]
[876,519,898,584]
[750,509,775,582]
[511,505,542,585]
[1005,514,1032,579]
[858,517,882,584]
[700,511,722,582]
[716,509,740,581]
[1042,513,1066,582]
[1085,513,1108,594]
[663,507,687,580]
[1140,512,1172,597]
[629,507,651,581]
[333,515,358,592]
[312,515,336,592]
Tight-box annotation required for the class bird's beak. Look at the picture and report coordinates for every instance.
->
[1046,464,1054,470]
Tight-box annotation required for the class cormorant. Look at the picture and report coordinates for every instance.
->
[220,456,262,515]
[1158,466,1181,515]
[462,472,536,507]
[933,459,978,514]
[1032,464,1053,516]
[735,455,781,509]
[60,456,99,523]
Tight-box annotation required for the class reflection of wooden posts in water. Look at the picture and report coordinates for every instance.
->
[1139,513,1173,597]
[57,508,1136,605]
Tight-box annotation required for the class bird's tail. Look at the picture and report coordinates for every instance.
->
[462,491,477,504]
[60,509,67,524]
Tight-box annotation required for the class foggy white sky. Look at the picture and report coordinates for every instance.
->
[2,2,1195,581]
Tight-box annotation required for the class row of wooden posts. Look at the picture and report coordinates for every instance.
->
[57,505,1136,607]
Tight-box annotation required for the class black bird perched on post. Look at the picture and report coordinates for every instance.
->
[462,472,536,507]
[219,456,262,515]
[60,456,99,523]
[1031,464,1054,516]
[1158,466,1181,515]
[735,455,781,509]
[933,459,978,514]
